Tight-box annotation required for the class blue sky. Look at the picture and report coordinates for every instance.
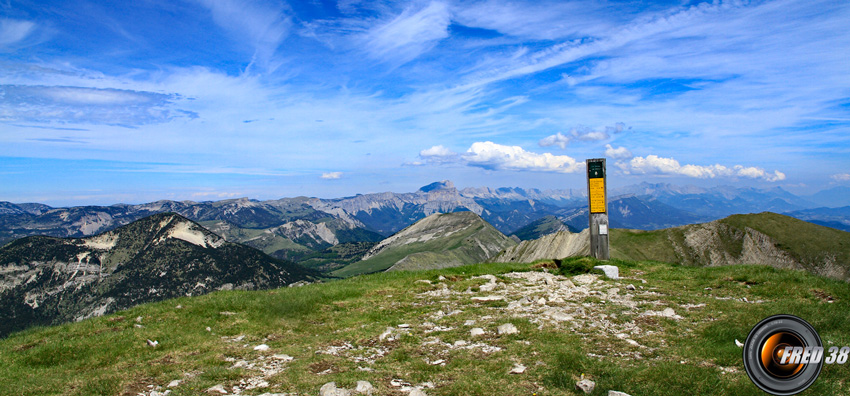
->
[1,0,849,206]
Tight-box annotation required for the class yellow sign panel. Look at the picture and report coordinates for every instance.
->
[589,178,606,213]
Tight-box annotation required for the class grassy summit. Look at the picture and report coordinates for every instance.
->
[1,258,848,395]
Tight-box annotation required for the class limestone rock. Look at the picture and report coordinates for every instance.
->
[576,379,595,394]
[471,328,485,337]
[497,323,519,335]
[355,381,374,395]
[207,384,228,394]
[592,265,619,279]
[320,382,351,396]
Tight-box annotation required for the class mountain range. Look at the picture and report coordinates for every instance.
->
[2,180,849,274]
[0,213,317,337]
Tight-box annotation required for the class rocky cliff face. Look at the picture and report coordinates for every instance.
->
[0,213,317,337]
[493,230,590,263]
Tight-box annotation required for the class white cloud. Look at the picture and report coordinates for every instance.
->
[0,19,36,48]
[362,1,451,65]
[420,144,456,158]
[321,172,343,180]
[538,132,570,149]
[539,124,624,149]
[832,173,850,182]
[463,141,582,173]
[619,155,785,182]
[194,0,291,71]
[604,144,633,160]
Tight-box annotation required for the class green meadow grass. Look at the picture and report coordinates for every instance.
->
[1,259,848,395]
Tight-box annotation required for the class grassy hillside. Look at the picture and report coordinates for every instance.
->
[610,212,850,281]
[331,212,515,278]
[1,258,848,395]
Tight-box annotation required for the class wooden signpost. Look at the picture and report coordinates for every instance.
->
[586,158,609,260]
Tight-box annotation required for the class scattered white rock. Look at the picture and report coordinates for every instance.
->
[592,265,619,280]
[409,389,428,396]
[355,381,374,395]
[390,379,410,388]
[379,327,395,341]
[254,344,270,351]
[537,297,547,305]
[576,379,596,394]
[398,324,411,329]
[175,305,183,309]
[609,391,633,396]
[136,316,143,323]
[471,295,503,301]
[207,384,228,394]
[206,327,212,332]
[626,284,636,291]
[415,280,432,285]
[167,380,181,388]
[453,340,468,347]
[735,339,744,348]
[146,339,158,347]
[272,354,294,361]
[509,363,526,374]
[135,324,144,329]
[626,339,641,347]
[470,328,485,337]
[497,323,519,335]
[428,359,446,366]
[464,320,475,326]
[319,382,350,396]
[438,275,446,281]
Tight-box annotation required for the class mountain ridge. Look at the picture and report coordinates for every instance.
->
[0,213,318,337]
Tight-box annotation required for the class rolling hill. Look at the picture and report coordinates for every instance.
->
[331,212,516,277]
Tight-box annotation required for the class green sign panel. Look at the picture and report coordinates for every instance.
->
[588,161,604,179]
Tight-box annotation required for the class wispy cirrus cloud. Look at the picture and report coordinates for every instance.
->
[193,0,292,72]
[0,85,196,126]
[832,173,850,182]
[0,18,37,49]
[361,1,451,65]
[617,155,786,182]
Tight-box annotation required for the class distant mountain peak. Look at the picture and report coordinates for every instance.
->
[419,180,455,192]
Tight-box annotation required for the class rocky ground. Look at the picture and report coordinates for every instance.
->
[131,264,755,396]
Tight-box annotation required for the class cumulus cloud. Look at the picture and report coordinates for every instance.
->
[463,141,583,173]
[604,144,633,159]
[321,172,343,180]
[539,123,626,149]
[832,173,850,182]
[618,155,785,182]
[538,132,571,149]
[420,144,456,158]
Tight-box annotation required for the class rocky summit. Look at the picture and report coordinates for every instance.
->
[0,213,318,337]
